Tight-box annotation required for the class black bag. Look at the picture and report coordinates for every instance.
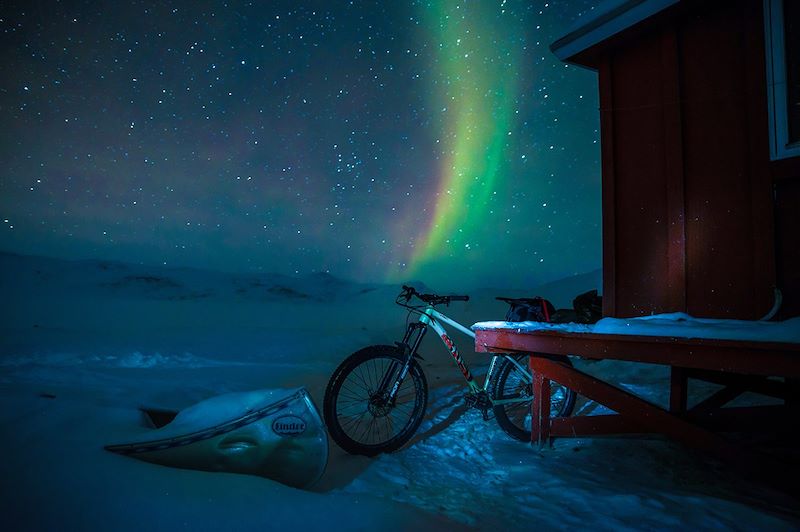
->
[573,289,602,324]
[504,297,555,323]
[551,289,603,324]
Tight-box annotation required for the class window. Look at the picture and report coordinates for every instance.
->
[764,0,800,160]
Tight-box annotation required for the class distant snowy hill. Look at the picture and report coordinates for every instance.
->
[0,251,380,303]
[0,249,602,363]
[0,251,397,360]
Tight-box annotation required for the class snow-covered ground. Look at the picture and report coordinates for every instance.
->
[1,251,797,530]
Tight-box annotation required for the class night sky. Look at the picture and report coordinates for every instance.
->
[1,0,601,290]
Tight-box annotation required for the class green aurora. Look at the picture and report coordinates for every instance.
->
[404,0,523,279]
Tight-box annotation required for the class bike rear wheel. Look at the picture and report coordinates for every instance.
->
[491,354,576,442]
[323,345,428,456]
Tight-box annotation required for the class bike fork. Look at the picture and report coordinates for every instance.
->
[379,322,427,403]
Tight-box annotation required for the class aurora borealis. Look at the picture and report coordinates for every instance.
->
[1,0,601,290]
[406,0,521,277]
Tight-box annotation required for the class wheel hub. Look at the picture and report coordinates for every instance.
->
[367,393,392,417]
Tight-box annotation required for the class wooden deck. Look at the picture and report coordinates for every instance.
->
[474,327,800,481]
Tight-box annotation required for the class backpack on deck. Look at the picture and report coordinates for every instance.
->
[504,297,556,323]
[551,289,603,324]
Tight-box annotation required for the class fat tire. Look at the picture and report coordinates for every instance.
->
[491,354,577,442]
[323,345,428,456]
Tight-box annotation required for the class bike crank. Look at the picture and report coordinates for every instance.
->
[463,390,493,421]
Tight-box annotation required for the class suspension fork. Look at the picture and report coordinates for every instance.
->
[379,321,427,402]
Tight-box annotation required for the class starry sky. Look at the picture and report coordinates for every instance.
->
[1,0,601,290]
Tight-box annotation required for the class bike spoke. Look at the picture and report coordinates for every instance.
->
[342,378,371,394]
[339,411,370,434]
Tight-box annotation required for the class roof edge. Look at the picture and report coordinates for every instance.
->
[551,0,679,62]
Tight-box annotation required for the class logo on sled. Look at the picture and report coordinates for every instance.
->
[272,415,307,436]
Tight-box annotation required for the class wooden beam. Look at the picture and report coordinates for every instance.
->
[670,366,688,413]
[530,360,551,447]
[475,329,800,378]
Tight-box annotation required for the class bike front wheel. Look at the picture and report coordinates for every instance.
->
[323,345,428,456]
[491,354,576,442]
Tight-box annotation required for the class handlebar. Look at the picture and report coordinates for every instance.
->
[399,285,469,306]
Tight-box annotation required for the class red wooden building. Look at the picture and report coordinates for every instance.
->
[551,0,799,320]
[474,0,800,480]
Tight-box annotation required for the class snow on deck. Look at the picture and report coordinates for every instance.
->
[473,312,800,344]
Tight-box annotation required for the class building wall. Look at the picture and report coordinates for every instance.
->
[602,30,672,317]
[594,0,799,319]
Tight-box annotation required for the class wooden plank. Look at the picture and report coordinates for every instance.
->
[609,32,672,316]
[660,26,687,312]
[530,361,551,447]
[475,329,800,377]
[599,55,617,318]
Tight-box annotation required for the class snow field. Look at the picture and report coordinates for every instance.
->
[1,252,796,530]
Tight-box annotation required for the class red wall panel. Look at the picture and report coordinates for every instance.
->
[608,32,672,316]
[679,4,760,317]
[596,0,778,319]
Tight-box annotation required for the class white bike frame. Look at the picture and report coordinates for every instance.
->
[416,305,532,405]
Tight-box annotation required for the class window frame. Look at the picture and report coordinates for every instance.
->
[764,0,800,160]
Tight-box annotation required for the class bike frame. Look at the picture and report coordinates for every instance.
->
[387,304,532,406]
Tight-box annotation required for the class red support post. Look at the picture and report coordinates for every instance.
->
[530,356,551,447]
[670,366,688,413]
